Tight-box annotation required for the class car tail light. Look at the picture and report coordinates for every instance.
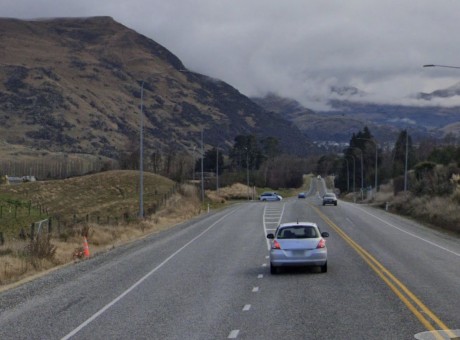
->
[273,240,281,249]
[316,238,326,249]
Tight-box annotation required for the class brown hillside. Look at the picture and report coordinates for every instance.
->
[0,16,312,162]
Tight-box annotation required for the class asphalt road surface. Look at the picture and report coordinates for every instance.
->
[0,179,459,339]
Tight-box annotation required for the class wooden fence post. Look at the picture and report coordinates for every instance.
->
[30,223,35,240]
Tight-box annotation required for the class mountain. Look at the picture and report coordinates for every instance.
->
[252,93,398,146]
[253,88,460,147]
[0,17,313,161]
[417,82,460,100]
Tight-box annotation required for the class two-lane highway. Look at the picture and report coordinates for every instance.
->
[0,188,459,339]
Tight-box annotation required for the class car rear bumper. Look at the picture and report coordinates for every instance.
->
[270,249,327,266]
[323,201,337,205]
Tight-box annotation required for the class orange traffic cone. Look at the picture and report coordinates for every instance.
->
[83,237,90,258]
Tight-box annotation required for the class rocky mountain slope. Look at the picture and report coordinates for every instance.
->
[252,93,398,145]
[253,90,460,146]
[0,17,313,161]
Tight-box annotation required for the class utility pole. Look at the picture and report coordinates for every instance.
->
[216,147,219,192]
[201,129,204,202]
[139,81,144,218]
[404,130,409,192]
[246,148,250,200]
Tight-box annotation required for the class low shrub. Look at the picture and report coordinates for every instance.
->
[390,193,460,233]
[24,234,57,268]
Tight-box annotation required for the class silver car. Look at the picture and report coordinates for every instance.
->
[259,192,282,201]
[266,222,329,274]
[322,193,337,206]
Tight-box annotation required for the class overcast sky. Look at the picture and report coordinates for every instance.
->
[3,0,460,110]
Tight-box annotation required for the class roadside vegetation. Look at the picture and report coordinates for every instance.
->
[383,173,460,233]
[319,127,460,234]
[0,171,201,287]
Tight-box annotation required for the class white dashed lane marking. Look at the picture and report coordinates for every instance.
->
[227,204,279,339]
[228,330,240,338]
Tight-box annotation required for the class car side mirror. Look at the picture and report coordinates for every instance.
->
[321,232,330,238]
[267,233,275,239]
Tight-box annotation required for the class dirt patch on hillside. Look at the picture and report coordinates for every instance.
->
[206,183,253,203]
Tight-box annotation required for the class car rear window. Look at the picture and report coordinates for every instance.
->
[277,226,318,239]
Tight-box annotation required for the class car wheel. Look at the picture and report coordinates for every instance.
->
[270,263,278,275]
[334,202,337,206]
[320,262,327,273]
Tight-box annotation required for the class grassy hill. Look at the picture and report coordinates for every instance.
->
[0,170,177,237]
[0,170,204,287]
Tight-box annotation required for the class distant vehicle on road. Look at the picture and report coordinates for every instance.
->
[267,222,329,274]
[259,192,282,201]
[298,192,306,199]
[322,193,338,206]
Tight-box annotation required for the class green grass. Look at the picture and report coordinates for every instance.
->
[0,198,45,237]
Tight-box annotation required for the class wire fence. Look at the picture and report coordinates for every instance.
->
[0,183,180,245]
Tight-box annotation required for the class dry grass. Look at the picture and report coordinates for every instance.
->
[373,182,395,205]
[1,241,62,286]
[0,183,201,289]
[389,193,460,233]
[363,179,460,234]
[206,183,253,203]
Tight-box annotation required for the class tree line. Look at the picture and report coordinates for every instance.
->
[5,126,457,196]
[317,126,460,196]
[118,133,313,189]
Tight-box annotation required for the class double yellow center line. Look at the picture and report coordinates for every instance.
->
[312,205,455,340]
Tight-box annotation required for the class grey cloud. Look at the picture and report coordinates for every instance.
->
[3,0,460,110]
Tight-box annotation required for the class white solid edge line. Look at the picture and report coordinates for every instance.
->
[61,208,240,340]
[352,204,460,257]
